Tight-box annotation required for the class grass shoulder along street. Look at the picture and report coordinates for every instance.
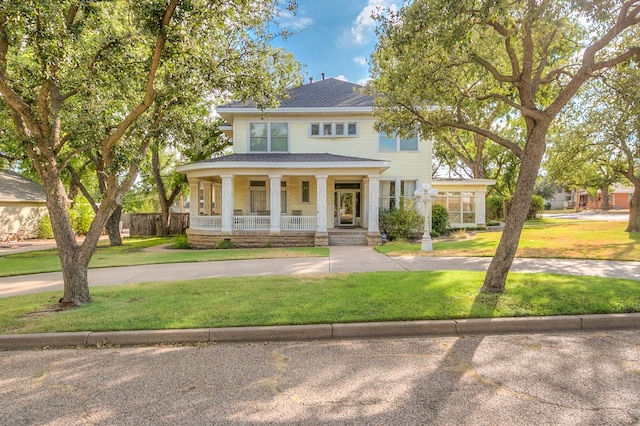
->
[1,271,639,334]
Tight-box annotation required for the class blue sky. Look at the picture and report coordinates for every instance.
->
[273,0,400,85]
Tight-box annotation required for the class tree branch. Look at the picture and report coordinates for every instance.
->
[66,164,98,211]
[59,145,94,171]
[440,120,524,159]
[102,0,179,158]
[546,1,640,117]
[0,13,41,139]
[476,93,546,121]
[470,53,516,83]
[487,20,520,78]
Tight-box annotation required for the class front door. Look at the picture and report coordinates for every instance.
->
[338,191,355,226]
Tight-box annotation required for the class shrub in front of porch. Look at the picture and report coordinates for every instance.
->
[379,207,424,241]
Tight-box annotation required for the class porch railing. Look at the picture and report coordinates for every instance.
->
[189,214,317,231]
[281,215,316,231]
[190,215,222,230]
[234,215,270,230]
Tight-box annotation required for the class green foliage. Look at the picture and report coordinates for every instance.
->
[0,0,304,303]
[431,204,449,237]
[379,207,424,241]
[534,176,559,201]
[530,195,545,219]
[170,235,190,250]
[36,215,54,239]
[504,195,545,220]
[122,189,158,213]
[68,197,95,235]
[216,239,234,249]
[487,195,506,221]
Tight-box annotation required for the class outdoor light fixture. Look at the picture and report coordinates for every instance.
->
[414,183,438,251]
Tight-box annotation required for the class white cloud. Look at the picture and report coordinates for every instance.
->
[349,0,398,46]
[278,8,313,31]
[334,75,349,82]
[353,56,368,66]
[357,77,371,86]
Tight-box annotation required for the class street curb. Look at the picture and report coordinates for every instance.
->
[1,313,639,351]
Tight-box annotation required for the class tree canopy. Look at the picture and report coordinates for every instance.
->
[0,0,302,305]
[369,0,640,292]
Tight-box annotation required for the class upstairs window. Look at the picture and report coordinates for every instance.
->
[310,122,358,138]
[378,131,419,152]
[250,123,288,152]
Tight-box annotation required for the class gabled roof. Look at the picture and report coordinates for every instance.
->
[0,170,47,203]
[218,78,374,111]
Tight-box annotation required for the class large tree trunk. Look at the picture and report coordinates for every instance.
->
[481,126,548,293]
[601,186,610,211]
[625,182,640,233]
[151,145,170,235]
[106,204,123,246]
[40,171,93,305]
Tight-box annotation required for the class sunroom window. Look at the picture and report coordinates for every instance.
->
[435,191,476,224]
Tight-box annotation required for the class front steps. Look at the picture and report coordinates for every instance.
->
[328,228,368,246]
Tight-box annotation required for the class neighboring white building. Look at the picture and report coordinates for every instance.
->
[0,170,48,239]
[177,78,494,248]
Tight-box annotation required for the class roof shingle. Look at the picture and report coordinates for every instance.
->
[218,78,374,110]
[0,170,47,203]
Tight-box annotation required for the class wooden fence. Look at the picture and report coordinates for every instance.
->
[129,213,189,236]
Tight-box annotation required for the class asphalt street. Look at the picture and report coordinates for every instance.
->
[1,330,639,425]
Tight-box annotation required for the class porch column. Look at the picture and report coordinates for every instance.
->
[202,181,213,215]
[316,175,328,233]
[189,179,200,217]
[367,175,380,233]
[269,175,281,233]
[362,178,369,229]
[476,189,487,226]
[214,183,222,214]
[221,174,234,232]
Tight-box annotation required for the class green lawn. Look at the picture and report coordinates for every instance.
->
[377,219,640,261]
[2,221,639,334]
[2,271,639,334]
[0,237,328,277]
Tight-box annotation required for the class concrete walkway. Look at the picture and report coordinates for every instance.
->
[2,246,639,298]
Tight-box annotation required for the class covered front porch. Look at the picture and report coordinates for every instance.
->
[177,153,390,248]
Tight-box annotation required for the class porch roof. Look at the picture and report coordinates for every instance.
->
[177,153,390,174]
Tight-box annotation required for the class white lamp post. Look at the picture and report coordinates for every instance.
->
[414,183,439,251]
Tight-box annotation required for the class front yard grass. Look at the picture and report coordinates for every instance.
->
[0,237,328,277]
[377,219,640,261]
[1,271,639,334]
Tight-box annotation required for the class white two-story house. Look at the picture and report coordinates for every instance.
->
[177,78,492,248]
